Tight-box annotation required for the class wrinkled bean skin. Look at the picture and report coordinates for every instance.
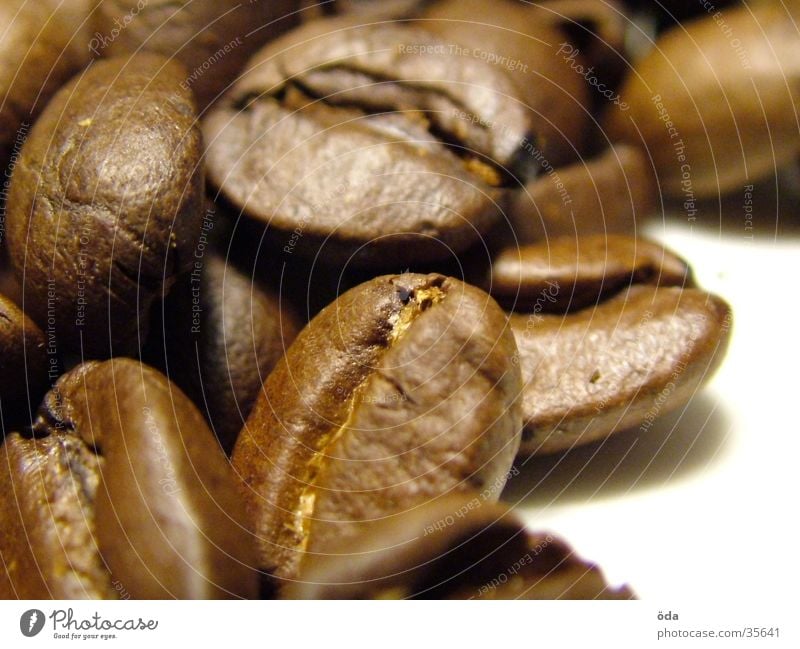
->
[285,493,634,599]
[204,20,536,268]
[91,1,300,110]
[421,0,594,167]
[6,54,204,358]
[0,359,258,599]
[233,273,522,583]
[488,235,691,312]
[511,286,732,455]
[0,430,112,599]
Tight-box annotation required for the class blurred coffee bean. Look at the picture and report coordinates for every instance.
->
[488,234,691,312]
[0,359,259,599]
[421,0,626,166]
[233,273,522,583]
[0,294,48,430]
[511,285,731,455]
[509,145,656,241]
[91,0,300,110]
[6,54,204,358]
[0,0,89,169]
[152,252,301,454]
[285,493,634,599]
[607,3,800,197]
[204,19,536,268]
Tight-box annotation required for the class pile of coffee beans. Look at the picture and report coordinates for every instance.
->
[4,0,773,599]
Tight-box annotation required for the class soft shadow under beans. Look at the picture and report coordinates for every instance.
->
[503,393,732,506]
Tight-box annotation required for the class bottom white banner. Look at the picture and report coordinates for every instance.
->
[0,601,792,648]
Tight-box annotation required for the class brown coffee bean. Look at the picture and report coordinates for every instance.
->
[0,293,48,427]
[607,3,800,197]
[421,0,625,166]
[508,145,656,242]
[488,235,691,312]
[91,1,300,111]
[233,273,522,583]
[0,359,257,599]
[0,0,88,168]
[152,252,301,454]
[204,19,535,268]
[6,54,204,358]
[0,429,113,599]
[285,493,634,599]
[511,285,732,455]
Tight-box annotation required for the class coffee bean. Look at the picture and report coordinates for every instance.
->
[488,235,691,312]
[91,1,300,110]
[0,293,48,428]
[285,493,634,599]
[151,252,301,454]
[508,146,656,241]
[5,54,204,358]
[511,285,731,455]
[204,19,536,268]
[233,273,522,582]
[421,0,589,167]
[0,359,258,599]
[0,0,88,168]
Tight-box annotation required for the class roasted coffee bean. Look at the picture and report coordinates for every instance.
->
[204,19,536,268]
[511,285,731,455]
[488,235,691,312]
[233,273,522,582]
[0,294,48,428]
[607,3,800,197]
[91,1,300,111]
[509,145,656,241]
[421,0,625,166]
[285,493,634,599]
[6,54,204,358]
[0,359,258,599]
[152,252,301,454]
[0,0,88,168]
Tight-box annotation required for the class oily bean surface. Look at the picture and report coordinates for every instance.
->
[204,20,535,267]
[6,53,204,358]
[233,273,522,582]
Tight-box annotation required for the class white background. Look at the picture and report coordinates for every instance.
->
[511,206,800,608]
